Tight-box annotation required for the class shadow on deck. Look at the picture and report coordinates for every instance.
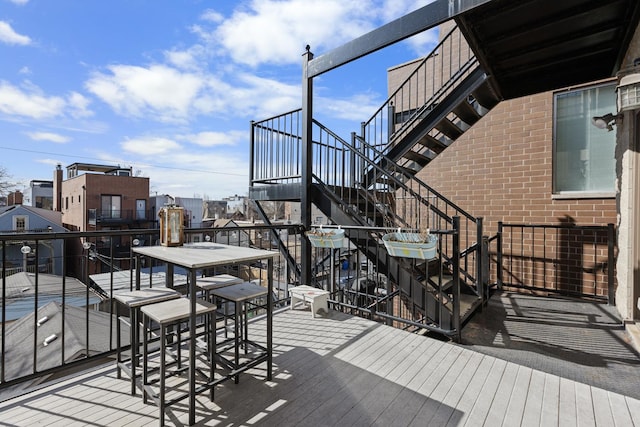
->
[459,291,640,400]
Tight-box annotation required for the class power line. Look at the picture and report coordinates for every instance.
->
[0,145,248,177]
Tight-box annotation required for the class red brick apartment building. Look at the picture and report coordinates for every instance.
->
[53,163,151,274]
[387,21,640,325]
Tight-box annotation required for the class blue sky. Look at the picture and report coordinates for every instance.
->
[0,0,437,200]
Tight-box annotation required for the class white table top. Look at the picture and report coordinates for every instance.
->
[132,243,278,269]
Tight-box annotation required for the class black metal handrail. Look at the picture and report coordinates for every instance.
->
[360,24,476,157]
[0,225,299,394]
[496,222,616,303]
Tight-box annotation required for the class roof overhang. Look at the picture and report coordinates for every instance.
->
[456,0,640,99]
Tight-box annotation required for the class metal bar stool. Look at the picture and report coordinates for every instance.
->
[196,274,243,336]
[140,298,217,427]
[115,288,181,396]
[210,281,268,384]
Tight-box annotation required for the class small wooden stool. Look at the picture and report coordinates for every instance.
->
[289,285,330,318]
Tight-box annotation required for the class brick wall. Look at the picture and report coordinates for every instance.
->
[386,21,618,297]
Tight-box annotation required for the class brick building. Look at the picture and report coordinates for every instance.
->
[53,163,152,275]
[387,21,638,327]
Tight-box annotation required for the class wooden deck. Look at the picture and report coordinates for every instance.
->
[1,307,639,426]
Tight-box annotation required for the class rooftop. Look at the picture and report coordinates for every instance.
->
[0,302,638,426]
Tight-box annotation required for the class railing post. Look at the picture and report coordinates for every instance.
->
[350,132,357,187]
[497,221,503,290]
[476,217,484,303]
[301,46,314,286]
[453,216,461,342]
[607,223,615,305]
[387,102,395,142]
[249,120,255,187]
[482,235,489,306]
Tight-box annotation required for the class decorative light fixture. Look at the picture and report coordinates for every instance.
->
[591,113,621,132]
[20,245,31,254]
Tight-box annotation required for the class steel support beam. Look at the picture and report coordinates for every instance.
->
[301,47,314,285]
[307,0,493,78]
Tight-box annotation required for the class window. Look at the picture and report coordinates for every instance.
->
[553,82,616,194]
[101,195,122,219]
[13,215,28,231]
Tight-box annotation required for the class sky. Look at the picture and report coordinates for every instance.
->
[0,0,438,200]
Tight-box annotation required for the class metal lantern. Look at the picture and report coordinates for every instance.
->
[159,206,184,246]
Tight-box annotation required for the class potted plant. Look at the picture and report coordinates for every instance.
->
[382,228,438,260]
[305,227,345,248]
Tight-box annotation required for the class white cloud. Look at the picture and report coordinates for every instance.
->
[211,0,378,67]
[0,81,94,120]
[317,92,382,122]
[121,136,182,155]
[164,44,207,71]
[0,21,31,45]
[8,0,29,5]
[0,81,65,118]
[200,9,224,24]
[26,131,70,143]
[178,130,245,147]
[67,92,93,118]
[85,64,204,123]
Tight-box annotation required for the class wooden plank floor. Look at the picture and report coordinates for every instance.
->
[1,307,639,426]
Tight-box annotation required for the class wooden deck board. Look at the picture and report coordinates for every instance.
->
[521,369,546,427]
[0,308,639,427]
[502,365,533,426]
[540,374,560,427]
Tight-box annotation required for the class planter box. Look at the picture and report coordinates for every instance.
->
[382,232,438,260]
[306,228,345,248]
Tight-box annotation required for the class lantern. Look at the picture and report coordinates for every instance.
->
[159,206,184,246]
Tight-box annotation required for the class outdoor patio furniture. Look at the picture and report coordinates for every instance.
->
[114,288,181,396]
[289,285,329,318]
[140,297,217,427]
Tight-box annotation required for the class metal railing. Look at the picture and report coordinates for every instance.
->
[496,222,616,303]
[361,25,476,158]
[311,119,482,294]
[250,109,302,186]
[88,209,155,225]
[0,224,300,394]
[305,222,462,339]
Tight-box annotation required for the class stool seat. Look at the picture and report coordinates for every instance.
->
[141,298,217,324]
[196,274,244,291]
[115,288,181,307]
[210,281,268,302]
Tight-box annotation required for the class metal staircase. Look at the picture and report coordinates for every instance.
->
[249,24,498,338]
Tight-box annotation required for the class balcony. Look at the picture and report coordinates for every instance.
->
[88,209,155,226]
[0,227,638,426]
[1,307,639,425]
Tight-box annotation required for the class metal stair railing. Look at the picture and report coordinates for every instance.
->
[250,108,302,186]
[360,24,478,169]
[311,119,483,301]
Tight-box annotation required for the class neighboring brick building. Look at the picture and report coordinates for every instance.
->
[55,163,151,232]
[54,163,152,275]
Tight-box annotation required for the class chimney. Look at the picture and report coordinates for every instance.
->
[53,164,63,212]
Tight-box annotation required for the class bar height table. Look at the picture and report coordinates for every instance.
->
[133,243,278,426]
